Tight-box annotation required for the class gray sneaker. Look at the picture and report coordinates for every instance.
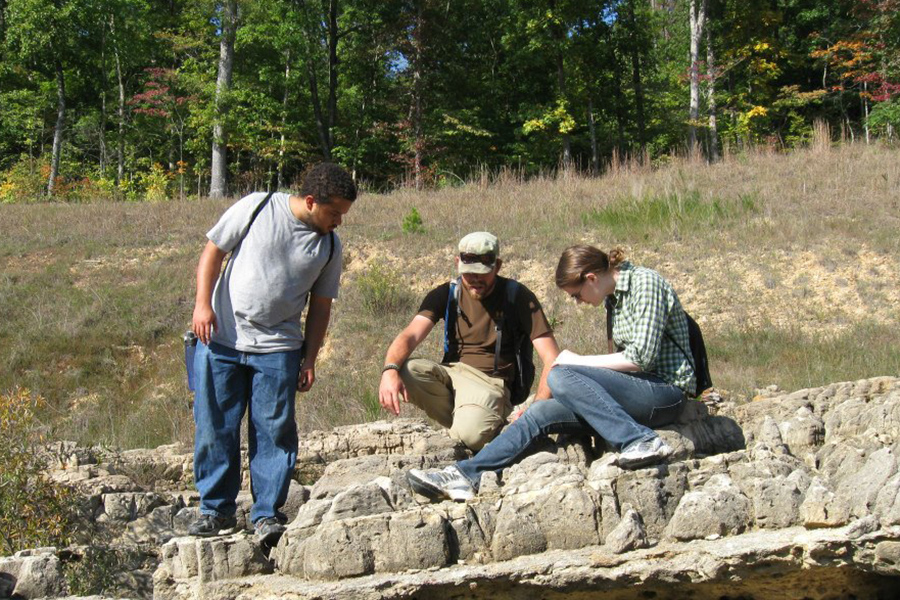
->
[407,465,475,502]
[187,513,238,537]
[617,436,672,470]
[254,517,286,545]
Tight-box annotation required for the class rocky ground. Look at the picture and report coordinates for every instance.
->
[3,376,900,599]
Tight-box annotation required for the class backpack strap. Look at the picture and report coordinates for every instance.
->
[443,278,515,372]
[443,278,461,359]
[222,190,275,273]
[664,314,696,372]
[247,190,275,231]
[605,295,616,353]
[325,230,336,267]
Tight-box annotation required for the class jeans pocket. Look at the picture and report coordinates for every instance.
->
[648,398,684,428]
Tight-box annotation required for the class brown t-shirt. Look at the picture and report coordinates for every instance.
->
[417,277,552,387]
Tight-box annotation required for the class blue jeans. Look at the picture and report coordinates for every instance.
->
[193,341,302,523]
[456,365,684,488]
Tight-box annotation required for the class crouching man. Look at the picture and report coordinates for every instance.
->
[378,232,560,452]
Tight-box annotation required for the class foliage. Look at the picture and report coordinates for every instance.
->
[0,0,898,195]
[0,387,79,555]
[0,155,48,202]
[64,545,140,597]
[401,206,424,234]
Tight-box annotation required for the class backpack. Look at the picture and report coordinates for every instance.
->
[442,278,536,405]
[605,297,712,398]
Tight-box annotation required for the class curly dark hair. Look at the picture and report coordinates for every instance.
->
[299,162,358,204]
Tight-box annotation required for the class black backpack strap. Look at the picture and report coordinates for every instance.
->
[605,295,616,354]
[222,190,275,273]
[665,327,694,369]
[247,190,275,231]
[325,231,336,267]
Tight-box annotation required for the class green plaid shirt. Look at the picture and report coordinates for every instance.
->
[608,262,696,395]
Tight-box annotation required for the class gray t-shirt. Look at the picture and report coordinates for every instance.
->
[208,192,342,353]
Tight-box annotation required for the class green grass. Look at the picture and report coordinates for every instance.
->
[581,191,758,239]
[712,320,900,398]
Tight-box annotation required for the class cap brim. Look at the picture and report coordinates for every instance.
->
[458,262,494,275]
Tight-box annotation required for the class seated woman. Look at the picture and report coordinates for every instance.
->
[407,245,696,502]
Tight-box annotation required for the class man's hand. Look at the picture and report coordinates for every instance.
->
[379,370,407,415]
[298,360,316,392]
[192,304,217,345]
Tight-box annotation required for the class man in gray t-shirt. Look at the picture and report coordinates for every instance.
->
[188,163,357,545]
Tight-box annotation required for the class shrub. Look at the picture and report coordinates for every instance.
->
[0,155,48,203]
[64,546,143,597]
[401,206,425,233]
[0,387,79,555]
[355,265,414,316]
[137,163,173,202]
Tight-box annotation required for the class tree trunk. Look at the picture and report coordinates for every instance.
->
[110,13,125,186]
[327,0,338,145]
[606,31,626,156]
[705,22,719,162]
[99,25,108,174]
[688,0,707,156]
[307,57,332,159]
[409,0,424,190]
[115,46,125,186]
[278,52,290,189]
[863,81,870,144]
[630,45,646,157]
[209,0,238,199]
[625,2,646,157]
[550,0,570,168]
[587,98,599,175]
[48,59,66,196]
[556,51,571,169]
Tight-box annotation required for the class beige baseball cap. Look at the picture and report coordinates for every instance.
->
[457,232,500,274]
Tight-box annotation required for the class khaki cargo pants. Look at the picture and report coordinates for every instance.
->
[400,358,512,452]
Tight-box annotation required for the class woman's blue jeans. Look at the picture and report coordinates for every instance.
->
[192,341,302,523]
[456,365,684,488]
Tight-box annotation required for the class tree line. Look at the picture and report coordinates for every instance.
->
[0,0,897,201]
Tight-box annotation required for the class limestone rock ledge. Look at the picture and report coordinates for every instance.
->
[152,376,900,600]
[154,524,900,600]
[3,377,900,599]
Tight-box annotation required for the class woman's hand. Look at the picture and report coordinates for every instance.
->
[552,349,581,366]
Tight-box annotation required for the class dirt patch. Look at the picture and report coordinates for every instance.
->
[70,243,182,289]
[646,245,900,336]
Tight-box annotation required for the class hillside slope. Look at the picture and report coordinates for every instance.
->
[1,144,898,449]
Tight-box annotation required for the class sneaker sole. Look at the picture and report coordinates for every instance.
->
[189,524,239,537]
[256,529,285,546]
[406,471,474,502]
[617,453,669,470]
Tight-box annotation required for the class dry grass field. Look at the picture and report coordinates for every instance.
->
[2,141,899,449]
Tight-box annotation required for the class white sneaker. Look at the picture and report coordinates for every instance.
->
[407,465,475,502]
[617,436,672,470]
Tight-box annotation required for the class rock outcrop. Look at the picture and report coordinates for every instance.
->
[3,377,899,599]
